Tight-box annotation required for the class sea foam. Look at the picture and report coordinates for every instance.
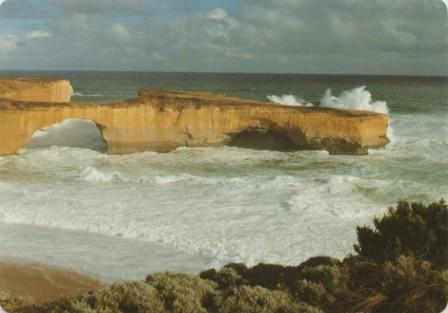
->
[267,95,313,107]
[73,92,104,97]
[267,86,389,114]
[320,86,388,114]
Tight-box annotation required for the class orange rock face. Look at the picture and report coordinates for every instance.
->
[0,80,390,156]
[0,77,73,102]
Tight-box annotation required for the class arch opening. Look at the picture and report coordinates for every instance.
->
[228,128,300,152]
[25,119,107,152]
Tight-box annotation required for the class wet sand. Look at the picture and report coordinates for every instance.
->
[0,261,104,304]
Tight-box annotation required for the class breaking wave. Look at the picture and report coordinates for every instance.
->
[78,166,196,185]
[73,92,104,97]
[320,86,388,114]
[267,86,389,114]
[267,95,313,107]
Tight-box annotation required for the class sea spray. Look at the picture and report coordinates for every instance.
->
[268,86,388,113]
[73,92,105,97]
[267,95,313,107]
[319,87,393,142]
[79,166,128,183]
[320,86,388,114]
[268,86,394,142]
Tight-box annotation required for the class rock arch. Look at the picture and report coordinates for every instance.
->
[25,119,107,152]
[228,128,300,151]
[0,86,390,156]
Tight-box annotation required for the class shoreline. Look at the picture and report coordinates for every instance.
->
[0,200,446,313]
[0,260,104,304]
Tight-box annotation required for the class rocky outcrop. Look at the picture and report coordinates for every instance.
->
[0,78,73,102]
[0,87,389,156]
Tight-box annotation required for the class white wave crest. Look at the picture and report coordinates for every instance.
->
[268,86,389,114]
[73,92,104,97]
[137,174,194,185]
[320,86,388,114]
[79,167,127,183]
[267,95,313,107]
[78,166,196,185]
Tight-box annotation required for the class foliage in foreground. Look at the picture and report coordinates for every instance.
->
[2,200,447,313]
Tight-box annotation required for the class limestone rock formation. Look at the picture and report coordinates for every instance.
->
[0,83,389,156]
[0,77,73,102]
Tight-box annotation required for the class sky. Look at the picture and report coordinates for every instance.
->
[0,0,447,75]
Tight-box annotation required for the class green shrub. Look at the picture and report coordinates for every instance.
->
[334,255,448,313]
[354,200,448,268]
[0,292,32,313]
[293,263,347,309]
[17,282,165,313]
[146,273,216,313]
[213,285,322,313]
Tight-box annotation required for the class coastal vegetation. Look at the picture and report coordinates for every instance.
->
[1,200,447,313]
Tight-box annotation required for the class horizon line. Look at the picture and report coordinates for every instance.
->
[0,69,447,79]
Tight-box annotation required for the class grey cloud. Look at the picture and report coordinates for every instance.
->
[44,0,146,13]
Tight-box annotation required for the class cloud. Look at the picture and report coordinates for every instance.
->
[111,23,130,42]
[0,0,7,7]
[0,0,446,75]
[441,0,448,11]
[44,0,145,13]
[0,34,18,55]
[207,8,228,20]
[25,30,51,39]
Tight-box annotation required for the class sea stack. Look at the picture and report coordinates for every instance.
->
[0,79,390,156]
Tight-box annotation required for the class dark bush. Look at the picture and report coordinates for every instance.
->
[354,200,448,268]
[334,255,448,313]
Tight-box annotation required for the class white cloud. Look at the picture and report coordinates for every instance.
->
[0,0,7,7]
[25,30,51,39]
[111,23,130,42]
[0,34,18,54]
[441,0,448,12]
[207,8,228,21]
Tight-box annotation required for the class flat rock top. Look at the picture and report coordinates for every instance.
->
[0,77,73,103]
[0,77,70,91]
[0,77,67,83]
[0,88,383,119]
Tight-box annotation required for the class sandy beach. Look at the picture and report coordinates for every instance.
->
[0,260,103,304]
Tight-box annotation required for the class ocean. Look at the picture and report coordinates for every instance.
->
[0,71,447,282]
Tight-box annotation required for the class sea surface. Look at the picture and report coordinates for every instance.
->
[0,71,447,282]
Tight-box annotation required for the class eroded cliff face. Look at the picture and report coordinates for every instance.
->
[0,85,389,156]
[0,78,73,102]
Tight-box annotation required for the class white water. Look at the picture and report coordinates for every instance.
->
[320,86,388,114]
[73,92,105,97]
[267,94,313,106]
[268,86,388,113]
[0,74,446,282]
[0,109,447,281]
